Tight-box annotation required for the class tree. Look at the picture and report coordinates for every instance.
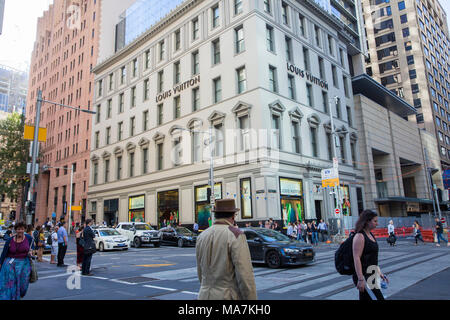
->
[0,113,30,200]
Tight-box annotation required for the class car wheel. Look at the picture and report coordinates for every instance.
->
[99,242,104,252]
[177,239,184,248]
[154,242,160,248]
[134,237,142,248]
[266,250,281,269]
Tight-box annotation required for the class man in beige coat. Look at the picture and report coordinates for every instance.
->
[196,199,257,300]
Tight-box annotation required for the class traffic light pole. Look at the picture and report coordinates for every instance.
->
[27,90,42,225]
[26,89,95,226]
[328,96,345,237]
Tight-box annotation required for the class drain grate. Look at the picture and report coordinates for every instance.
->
[119,276,157,283]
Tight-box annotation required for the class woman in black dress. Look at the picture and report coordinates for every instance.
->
[352,210,389,300]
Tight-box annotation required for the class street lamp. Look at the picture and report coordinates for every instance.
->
[176,125,216,224]
[328,96,347,237]
[27,89,95,225]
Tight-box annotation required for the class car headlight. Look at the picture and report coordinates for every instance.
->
[283,248,300,254]
[105,239,114,243]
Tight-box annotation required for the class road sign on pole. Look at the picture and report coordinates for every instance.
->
[321,168,339,188]
[335,208,340,215]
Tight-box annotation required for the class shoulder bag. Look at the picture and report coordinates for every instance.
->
[28,236,38,283]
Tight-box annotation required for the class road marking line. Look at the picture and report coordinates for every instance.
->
[143,285,177,291]
[91,276,108,280]
[110,279,137,285]
[182,291,198,295]
[136,264,175,267]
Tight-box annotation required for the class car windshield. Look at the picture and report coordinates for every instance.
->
[256,229,291,242]
[134,224,152,230]
[100,230,121,236]
[175,227,193,236]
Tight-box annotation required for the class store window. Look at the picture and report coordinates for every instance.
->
[195,183,222,230]
[240,178,253,219]
[280,178,304,225]
[157,190,179,228]
[128,195,145,222]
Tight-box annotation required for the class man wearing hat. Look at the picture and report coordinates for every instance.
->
[196,199,257,300]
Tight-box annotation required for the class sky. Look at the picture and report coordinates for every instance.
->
[0,0,53,72]
[0,0,450,73]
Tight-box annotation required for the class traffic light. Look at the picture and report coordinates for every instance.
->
[29,201,35,214]
[206,186,212,202]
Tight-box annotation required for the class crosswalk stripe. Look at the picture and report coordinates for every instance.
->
[327,253,450,300]
[269,251,425,294]
[303,252,444,298]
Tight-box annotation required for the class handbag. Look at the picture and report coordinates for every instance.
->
[29,237,38,283]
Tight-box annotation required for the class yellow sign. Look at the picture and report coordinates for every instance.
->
[24,125,47,142]
[71,206,82,211]
[0,220,4,225]
[322,178,340,188]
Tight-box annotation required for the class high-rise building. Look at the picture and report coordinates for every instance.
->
[88,0,366,228]
[25,0,102,225]
[0,64,28,120]
[363,0,450,170]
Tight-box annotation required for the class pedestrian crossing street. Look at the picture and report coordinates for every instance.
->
[140,246,450,300]
[4,239,450,300]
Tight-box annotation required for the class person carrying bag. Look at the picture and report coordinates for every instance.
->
[81,219,96,276]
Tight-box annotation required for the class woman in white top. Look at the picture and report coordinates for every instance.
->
[50,226,59,264]
[387,220,396,246]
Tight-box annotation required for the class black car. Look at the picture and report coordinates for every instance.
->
[159,226,197,247]
[241,227,315,268]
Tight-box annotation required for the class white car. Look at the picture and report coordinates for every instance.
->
[93,228,130,252]
[116,222,161,248]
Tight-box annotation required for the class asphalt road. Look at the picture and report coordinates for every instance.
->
[1,236,449,300]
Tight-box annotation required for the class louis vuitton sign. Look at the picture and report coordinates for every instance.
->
[287,62,329,90]
[155,75,200,103]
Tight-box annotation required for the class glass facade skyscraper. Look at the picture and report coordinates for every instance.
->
[115,0,184,52]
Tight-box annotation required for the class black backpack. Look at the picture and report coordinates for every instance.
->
[47,234,52,245]
[335,231,356,275]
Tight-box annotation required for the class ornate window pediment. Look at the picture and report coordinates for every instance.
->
[101,151,111,159]
[323,121,336,133]
[138,137,150,147]
[289,107,304,122]
[152,131,165,144]
[187,117,203,129]
[268,100,286,115]
[232,101,252,117]
[126,142,136,152]
[307,114,321,128]
[350,132,358,141]
[90,154,99,162]
[336,125,348,137]
[113,146,123,156]
[208,111,226,126]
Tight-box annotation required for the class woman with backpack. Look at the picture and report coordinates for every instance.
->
[413,221,424,245]
[352,210,388,300]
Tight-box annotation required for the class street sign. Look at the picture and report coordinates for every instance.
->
[71,206,82,211]
[26,163,39,174]
[441,217,446,224]
[321,168,339,188]
[335,208,340,215]
[24,124,47,142]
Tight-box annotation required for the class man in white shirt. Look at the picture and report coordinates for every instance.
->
[318,219,328,242]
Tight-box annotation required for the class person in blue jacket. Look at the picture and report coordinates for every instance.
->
[0,222,34,300]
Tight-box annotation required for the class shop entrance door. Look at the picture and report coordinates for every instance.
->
[315,200,322,220]
[157,190,179,228]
